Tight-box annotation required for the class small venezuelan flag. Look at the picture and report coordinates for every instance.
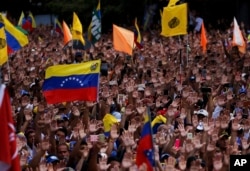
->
[42,60,101,104]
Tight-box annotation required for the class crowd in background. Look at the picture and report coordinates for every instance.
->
[1,15,250,171]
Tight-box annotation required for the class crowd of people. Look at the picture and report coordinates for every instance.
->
[1,15,250,171]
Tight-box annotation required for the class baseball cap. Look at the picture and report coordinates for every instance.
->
[194,109,208,117]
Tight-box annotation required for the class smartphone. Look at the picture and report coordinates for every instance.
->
[187,133,193,139]
[90,135,98,142]
[174,139,180,149]
[98,134,105,143]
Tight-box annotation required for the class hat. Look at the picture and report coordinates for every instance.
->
[112,111,121,122]
[46,155,59,163]
[194,109,208,117]
[219,131,229,139]
[160,153,169,162]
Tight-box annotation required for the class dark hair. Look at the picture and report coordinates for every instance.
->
[56,127,68,137]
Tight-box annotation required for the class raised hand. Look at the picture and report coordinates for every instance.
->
[178,155,186,171]
[192,114,198,128]
[110,124,119,139]
[72,105,80,116]
[213,154,223,171]
[89,119,102,133]
[241,137,250,150]
[122,152,134,168]
[164,155,176,171]
[99,156,111,171]
[192,134,205,149]
[121,130,135,147]
[126,79,135,93]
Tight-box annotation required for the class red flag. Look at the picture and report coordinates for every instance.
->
[0,84,20,171]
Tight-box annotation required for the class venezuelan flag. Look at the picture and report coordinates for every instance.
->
[54,18,63,35]
[42,60,101,104]
[0,15,7,66]
[151,115,167,134]
[2,15,29,54]
[136,111,154,171]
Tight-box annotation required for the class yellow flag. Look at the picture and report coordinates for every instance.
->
[17,11,24,26]
[72,12,85,45]
[0,15,7,66]
[161,0,187,37]
[113,24,134,55]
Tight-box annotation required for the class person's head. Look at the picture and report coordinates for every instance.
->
[57,143,70,161]
[55,127,67,142]
[25,129,35,146]
[186,156,206,171]
[107,156,120,171]
[216,132,229,151]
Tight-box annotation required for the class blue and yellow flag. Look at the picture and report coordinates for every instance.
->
[103,113,119,136]
[87,0,101,44]
[54,18,63,35]
[3,14,29,54]
[18,11,36,32]
[0,14,7,65]
[42,60,101,104]
[161,0,188,37]
[151,115,167,134]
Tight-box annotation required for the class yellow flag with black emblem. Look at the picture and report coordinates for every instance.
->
[161,0,187,37]
[0,14,7,66]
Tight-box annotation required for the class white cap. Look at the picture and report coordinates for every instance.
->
[194,109,208,117]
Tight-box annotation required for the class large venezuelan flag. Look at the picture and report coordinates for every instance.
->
[3,15,29,54]
[136,111,154,171]
[42,60,101,104]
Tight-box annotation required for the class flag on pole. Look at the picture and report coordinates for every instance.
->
[232,17,246,54]
[200,21,207,53]
[134,18,143,49]
[0,15,7,66]
[113,24,134,55]
[2,14,29,54]
[0,84,21,171]
[87,0,101,44]
[42,60,101,104]
[54,18,63,35]
[62,21,72,46]
[136,110,154,171]
[18,11,36,32]
[72,12,85,46]
[161,0,187,37]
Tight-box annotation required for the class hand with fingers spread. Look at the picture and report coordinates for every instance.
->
[110,124,119,139]
[128,120,138,133]
[136,103,146,115]
[164,156,176,171]
[155,131,169,146]
[122,152,134,168]
[126,79,135,93]
[213,154,223,171]
[125,104,134,116]
[192,134,205,149]
[89,119,103,133]
[121,130,135,147]
[178,155,187,171]
[178,123,187,137]
[207,140,216,152]
[99,156,111,171]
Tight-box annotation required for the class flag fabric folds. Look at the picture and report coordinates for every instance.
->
[233,17,246,54]
[88,0,101,44]
[18,11,36,32]
[134,18,143,49]
[103,113,119,137]
[200,21,207,53]
[136,111,154,171]
[2,14,29,54]
[72,12,85,46]
[113,24,134,55]
[161,0,188,37]
[0,15,7,66]
[42,60,101,104]
[0,84,21,171]
[151,115,167,134]
[54,18,63,35]
[62,21,72,46]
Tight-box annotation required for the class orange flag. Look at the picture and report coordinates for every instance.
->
[232,17,246,54]
[200,21,207,53]
[62,21,72,46]
[113,24,134,55]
